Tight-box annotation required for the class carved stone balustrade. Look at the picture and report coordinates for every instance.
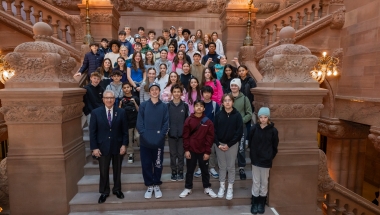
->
[0,0,82,49]
[252,26,327,215]
[0,22,85,215]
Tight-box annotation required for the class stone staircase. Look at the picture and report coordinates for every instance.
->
[68,127,277,214]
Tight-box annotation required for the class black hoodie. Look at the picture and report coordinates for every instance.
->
[214,107,243,147]
[249,123,279,168]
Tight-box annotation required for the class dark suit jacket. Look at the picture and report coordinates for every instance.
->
[90,106,129,156]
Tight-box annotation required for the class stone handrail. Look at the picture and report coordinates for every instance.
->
[0,0,82,49]
[0,9,81,61]
[318,150,380,215]
[257,0,322,49]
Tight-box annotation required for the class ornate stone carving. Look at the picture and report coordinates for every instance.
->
[226,14,249,25]
[318,150,335,193]
[52,0,81,10]
[330,7,345,29]
[80,11,112,23]
[111,0,134,11]
[368,126,380,152]
[0,102,83,123]
[254,102,324,118]
[239,46,257,65]
[255,2,280,14]
[330,0,344,4]
[0,158,8,206]
[207,0,226,14]
[259,27,318,82]
[4,22,77,84]
[67,15,84,41]
[318,118,369,139]
[136,0,206,12]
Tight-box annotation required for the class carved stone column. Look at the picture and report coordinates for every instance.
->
[254,26,327,215]
[220,0,258,60]
[0,22,85,215]
[318,118,369,194]
[78,0,120,43]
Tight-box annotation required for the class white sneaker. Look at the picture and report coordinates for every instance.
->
[154,185,162,199]
[144,186,153,199]
[179,188,192,198]
[209,168,219,179]
[204,187,217,198]
[226,183,233,200]
[217,182,225,198]
[194,168,201,177]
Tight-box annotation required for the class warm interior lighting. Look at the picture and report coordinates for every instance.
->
[0,54,15,84]
[310,52,339,84]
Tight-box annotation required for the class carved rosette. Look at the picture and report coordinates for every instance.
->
[368,127,380,152]
[0,102,84,123]
[254,102,324,118]
[111,0,134,11]
[330,7,345,29]
[255,2,280,14]
[4,23,77,84]
[318,118,369,139]
[259,27,318,83]
[239,46,256,65]
[226,13,249,25]
[318,150,335,193]
[0,158,8,206]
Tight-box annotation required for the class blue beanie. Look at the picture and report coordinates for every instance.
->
[258,107,270,118]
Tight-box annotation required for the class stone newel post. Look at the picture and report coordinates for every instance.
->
[0,22,86,215]
[253,26,327,215]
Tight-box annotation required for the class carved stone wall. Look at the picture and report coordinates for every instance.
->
[0,158,8,207]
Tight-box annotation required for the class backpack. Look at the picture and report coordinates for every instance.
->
[189,116,209,136]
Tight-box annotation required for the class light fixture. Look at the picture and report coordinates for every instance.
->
[243,0,254,46]
[0,54,15,84]
[310,52,339,84]
[83,0,94,45]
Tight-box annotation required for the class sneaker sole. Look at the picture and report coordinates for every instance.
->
[226,196,233,200]
[179,191,191,198]
[144,195,152,199]
[155,195,162,199]
[177,179,184,181]
[171,179,177,181]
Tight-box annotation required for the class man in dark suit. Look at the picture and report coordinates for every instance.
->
[90,90,129,203]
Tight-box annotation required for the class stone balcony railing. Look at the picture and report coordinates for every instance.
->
[318,150,380,215]
[0,0,82,49]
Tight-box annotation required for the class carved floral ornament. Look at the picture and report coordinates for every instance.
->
[330,7,345,29]
[318,150,335,193]
[368,127,380,152]
[254,102,324,118]
[0,102,84,123]
[0,158,8,206]
[318,118,369,139]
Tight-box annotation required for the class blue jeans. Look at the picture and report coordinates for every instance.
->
[140,145,164,186]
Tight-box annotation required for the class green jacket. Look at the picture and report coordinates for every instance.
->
[232,92,252,124]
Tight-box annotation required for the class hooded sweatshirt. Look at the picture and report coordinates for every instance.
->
[214,107,243,147]
[249,123,279,168]
[167,100,189,138]
[240,76,257,111]
[232,92,252,124]
[183,113,214,155]
[136,99,169,149]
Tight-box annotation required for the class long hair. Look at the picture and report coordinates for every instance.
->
[144,68,156,92]
[168,42,177,53]
[237,65,251,77]
[196,29,203,42]
[157,63,168,80]
[145,50,155,65]
[197,42,206,56]
[115,56,127,73]
[97,58,113,76]
[201,67,214,87]
[220,64,238,84]
[173,50,187,67]
[204,33,211,44]
[131,51,145,74]
[187,76,202,105]
[165,71,182,88]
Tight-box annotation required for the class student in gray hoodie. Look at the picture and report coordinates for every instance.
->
[167,84,189,182]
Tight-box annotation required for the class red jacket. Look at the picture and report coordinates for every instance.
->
[183,113,214,155]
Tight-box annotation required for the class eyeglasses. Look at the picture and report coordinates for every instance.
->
[103,97,115,100]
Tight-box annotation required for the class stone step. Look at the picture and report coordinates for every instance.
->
[69,188,252,212]
[84,157,252,175]
[78,170,252,192]
[69,205,277,215]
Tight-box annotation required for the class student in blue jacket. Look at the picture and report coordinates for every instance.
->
[136,82,169,200]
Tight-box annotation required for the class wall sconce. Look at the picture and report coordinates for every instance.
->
[243,0,254,46]
[0,55,15,84]
[310,52,339,84]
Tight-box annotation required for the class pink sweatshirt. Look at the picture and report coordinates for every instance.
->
[172,60,184,73]
[204,79,223,105]
[185,90,203,113]
[160,84,186,103]
[168,52,176,62]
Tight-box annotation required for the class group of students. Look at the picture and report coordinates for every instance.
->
[82,26,278,215]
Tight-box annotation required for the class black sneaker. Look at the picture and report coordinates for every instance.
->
[239,168,246,180]
[177,170,184,181]
[128,154,134,164]
[171,170,177,181]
